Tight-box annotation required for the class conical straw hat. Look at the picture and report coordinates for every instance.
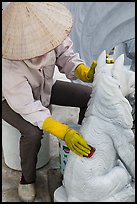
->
[2,2,73,60]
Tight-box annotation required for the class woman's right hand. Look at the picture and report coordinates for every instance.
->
[64,128,91,157]
[42,117,91,157]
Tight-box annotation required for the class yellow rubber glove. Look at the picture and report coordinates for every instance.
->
[75,60,97,82]
[42,117,91,157]
[106,54,115,63]
[64,128,91,157]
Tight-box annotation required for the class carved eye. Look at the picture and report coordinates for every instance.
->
[118,85,120,88]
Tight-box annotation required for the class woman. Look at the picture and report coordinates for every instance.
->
[2,2,96,202]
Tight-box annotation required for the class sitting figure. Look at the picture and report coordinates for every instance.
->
[54,50,135,202]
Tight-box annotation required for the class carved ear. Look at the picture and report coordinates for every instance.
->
[96,50,106,67]
[112,54,125,79]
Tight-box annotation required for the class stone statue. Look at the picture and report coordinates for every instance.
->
[54,50,135,202]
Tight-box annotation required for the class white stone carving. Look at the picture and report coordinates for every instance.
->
[54,50,135,202]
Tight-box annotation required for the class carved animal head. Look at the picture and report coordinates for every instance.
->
[95,50,135,98]
[86,50,135,129]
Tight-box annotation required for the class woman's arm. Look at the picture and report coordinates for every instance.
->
[2,61,51,129]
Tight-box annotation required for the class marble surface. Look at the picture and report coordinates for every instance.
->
[56,51,135,202]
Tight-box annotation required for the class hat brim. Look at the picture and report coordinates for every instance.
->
[2,2,73,60]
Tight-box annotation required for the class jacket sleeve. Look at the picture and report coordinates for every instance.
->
[2,62,51,129]
[55,37,85,80]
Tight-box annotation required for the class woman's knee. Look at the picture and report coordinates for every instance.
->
[80,86,92,107]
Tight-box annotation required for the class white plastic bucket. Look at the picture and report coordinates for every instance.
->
[58,139,70,175]
[2,119,50,170]
[58,123,80,174]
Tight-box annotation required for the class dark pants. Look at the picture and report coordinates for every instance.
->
[2,80,92,182]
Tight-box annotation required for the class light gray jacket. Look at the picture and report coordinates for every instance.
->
[2,37,84,129]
